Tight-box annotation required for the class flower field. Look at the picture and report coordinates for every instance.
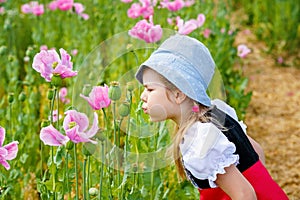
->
[0,0,298,199]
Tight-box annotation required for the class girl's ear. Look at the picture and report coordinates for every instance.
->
[174,90,187,104]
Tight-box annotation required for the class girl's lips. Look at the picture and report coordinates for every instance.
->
[142,106,148,114]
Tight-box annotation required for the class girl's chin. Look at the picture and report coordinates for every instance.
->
[149,116,167,122]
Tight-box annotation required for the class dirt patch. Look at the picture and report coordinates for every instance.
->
[235,30,300,199]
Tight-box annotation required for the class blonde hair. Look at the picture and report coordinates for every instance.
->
[143,67,224,179]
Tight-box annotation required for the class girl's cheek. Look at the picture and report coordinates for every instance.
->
[148,103,167,121]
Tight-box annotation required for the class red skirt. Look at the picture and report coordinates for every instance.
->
[198,161,288,200]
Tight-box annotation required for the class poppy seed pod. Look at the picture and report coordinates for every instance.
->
[18,92,26,102]
[119,102,130,117]
[0,46,7,56]
[8,93,14,103]
[108,81,121,101]
[82,143,96,156]
[88,188,99,196]
[126,82,134,92]
[82,84,92,96]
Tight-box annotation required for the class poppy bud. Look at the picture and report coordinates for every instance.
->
[119,102,130,117]
[51,74,62,87]
[95,131,106,142]
[66,141,74,150]
[18,92,26,102]
[108,81,121,101]
[8,93,14,103]
[82,143,96,156]
[126,82,134,92]
[8,55,15,62]
[41,120,50,128]
[88,188,99,196]
[0,46,7,56]
[47,89,54,100]
[82,84,92,96]
[25,47,35,57]
[132,163,138,173]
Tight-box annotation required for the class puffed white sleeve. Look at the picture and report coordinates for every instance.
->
[180,122,239,188]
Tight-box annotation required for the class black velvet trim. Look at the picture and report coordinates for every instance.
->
[184,106,259,189]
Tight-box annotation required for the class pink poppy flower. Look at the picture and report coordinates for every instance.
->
[80,85,111,110]
[277,56,284,64]
[176,14,205,35]
[203,28,212,38]
[128,16,163,43]
[63,110,99,144]
[40,45,48,51]
[48,109,62,122]
[32,48,77,82]
[40,124,69,146]
[21,3,32,14]
[0,7,4,14]
[56,0,73,11]
[127,2,154,19]
[237,44,251,58]
[161,0,185,12]
[73,2,84,14]
[21,1,44,16]
[32,4,44,16]
[0,126,19,170]
[71,49,78,56]
[59,87,70,104]
[79,13,89,20]
[48,1,58,10]
[184,0,195,7]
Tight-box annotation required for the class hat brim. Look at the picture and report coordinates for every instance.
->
[135,51,212,107]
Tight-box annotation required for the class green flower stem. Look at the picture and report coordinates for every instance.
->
[56,87,60,129]
[74,144,79,200]
[99,141,104,200]
[150,128,159,200]
[50,88,57,124]
[50,88,57,197]
[87,156,91,193]
[51,147,56,194]
[9,102,13,140]
[112,101,117,186]
[112,101,117,146]
[83,156,87,200]
[66,150,71,200]
[40,143,43,179]
[117,118,123,199]
[100,108,112,199]
[125,90,132,153]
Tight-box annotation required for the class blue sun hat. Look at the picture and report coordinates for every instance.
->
[135,34,215,107]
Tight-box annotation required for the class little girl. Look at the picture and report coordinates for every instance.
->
[135,34,288,200]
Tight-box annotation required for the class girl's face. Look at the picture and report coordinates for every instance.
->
[140,68,179,122]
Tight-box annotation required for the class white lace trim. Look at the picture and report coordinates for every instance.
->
[206,148,239,188]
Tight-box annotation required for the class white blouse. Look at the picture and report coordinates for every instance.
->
[180,122,239,188]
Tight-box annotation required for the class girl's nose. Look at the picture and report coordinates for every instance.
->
[140,89,147,102]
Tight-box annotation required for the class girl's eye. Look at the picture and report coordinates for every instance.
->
[146,88,154,92]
